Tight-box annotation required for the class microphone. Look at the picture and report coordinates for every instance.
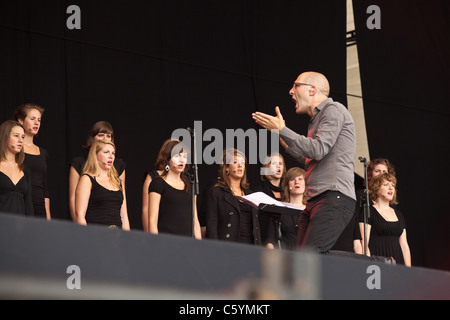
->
[358,156,367,163]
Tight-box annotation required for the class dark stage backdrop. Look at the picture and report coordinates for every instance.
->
[1,1,449,272]
[0,1,346,230]
[353,0,450,271]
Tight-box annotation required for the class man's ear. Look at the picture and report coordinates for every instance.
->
[309,86,317,96]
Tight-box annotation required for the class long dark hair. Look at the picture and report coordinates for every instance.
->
[0,120,25,170]
[158,140,191,192]
[82,121,115,150]
[215,148,250,190]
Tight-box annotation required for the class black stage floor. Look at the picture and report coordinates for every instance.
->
[1,213,449,300]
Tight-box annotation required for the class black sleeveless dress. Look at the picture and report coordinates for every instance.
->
[24,148,50,218]
[84,174,123,227]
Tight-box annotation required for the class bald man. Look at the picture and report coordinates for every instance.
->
[252,72,356,253]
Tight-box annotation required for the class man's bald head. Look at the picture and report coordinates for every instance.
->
[300,72,330,97]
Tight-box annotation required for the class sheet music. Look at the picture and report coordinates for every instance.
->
[237,192,302,211]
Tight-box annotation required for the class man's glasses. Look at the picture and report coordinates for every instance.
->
[293,82,313,88]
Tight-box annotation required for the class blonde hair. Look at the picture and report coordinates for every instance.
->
[82,140,121,190]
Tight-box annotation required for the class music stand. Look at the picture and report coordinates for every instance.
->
[258,204,302,250]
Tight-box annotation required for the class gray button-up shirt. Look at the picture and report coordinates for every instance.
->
[280,98,356,200]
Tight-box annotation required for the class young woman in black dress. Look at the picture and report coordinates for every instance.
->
[277,167,306,250]
[205,148,262,246]
[360,173,411,266]
[255,152,286,200]
[75,140,130,229]
[336,158,397,254]
[141,138,172,232]
[69,121,126,222]
[14,103,51,219]
[148,140,201,239]
[0,120,34,216]
[254,152,286,247]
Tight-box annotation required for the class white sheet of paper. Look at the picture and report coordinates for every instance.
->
[238,192,302,211]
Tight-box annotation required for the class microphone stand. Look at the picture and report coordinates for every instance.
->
[359,156,370,256]
[188,127,200,238]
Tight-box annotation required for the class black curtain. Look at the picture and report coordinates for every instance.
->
[353,0,450,271]
[0,0,347,258]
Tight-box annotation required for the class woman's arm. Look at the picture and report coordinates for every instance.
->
[193,195,202,239]
[75,175,92,225]
[118,170,130,230]
[120,187,130,231]
[359,222,371,256]
[353,239,363,254]
[69,166,80,222]
[43,149,51,220]
[45,198,51,220]
[399,229,411,267]
[148,192,161,234]
[142,174,152,232]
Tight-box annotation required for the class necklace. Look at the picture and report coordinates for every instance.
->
[291,202,305,209]
[230,187,243,197]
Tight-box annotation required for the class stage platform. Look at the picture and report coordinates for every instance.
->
[0,213,449,300]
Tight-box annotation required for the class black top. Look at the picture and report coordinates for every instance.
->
[84,174,123,227]
[259,204,303,250]
[360,205,406,265]
[0,169,34,216]
[253,179,283,200]
[238,201,254,244]
[278,210,302,250]
[253,179,284,246]
[149,176,192,237]
[205,186,262,245]
[71,153,126,176]
[146,169,160,180]
[24,147,50,218]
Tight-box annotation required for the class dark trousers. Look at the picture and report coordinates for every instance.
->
[297,191,355,253]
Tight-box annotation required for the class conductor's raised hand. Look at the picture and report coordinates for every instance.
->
[252,106,286,131]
